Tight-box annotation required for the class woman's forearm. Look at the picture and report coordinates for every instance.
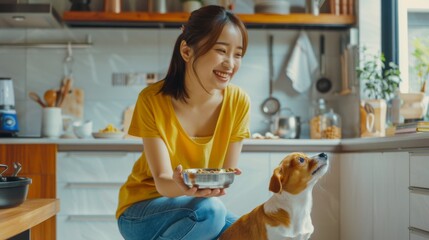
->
[153,173,185,197]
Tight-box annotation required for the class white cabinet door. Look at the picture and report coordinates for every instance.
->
[373,152,409,240]
[270,152,340,240]
[340,151,410,240]
[340,152,378,240]
[220,152,270,217]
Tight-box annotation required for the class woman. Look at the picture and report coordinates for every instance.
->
[117,5,250,240]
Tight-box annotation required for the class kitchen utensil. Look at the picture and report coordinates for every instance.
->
[261,35,281,116]
[182,168,236,189]
[61,87,84,120]
[274,108,301,139]
[12,162,21,177]
[315,34,332,94]
[104,0,121,13]
[58,78,72,107]
[44,89,57,107]
[28,91,46,108]
[0,78,19,137]
[0,176,32,208]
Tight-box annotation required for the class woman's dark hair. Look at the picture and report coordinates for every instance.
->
[159,5,248,101]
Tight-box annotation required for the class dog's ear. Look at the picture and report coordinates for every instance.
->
[269,168,282,193]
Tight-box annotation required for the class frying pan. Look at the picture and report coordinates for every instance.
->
[315,34,332,93]
[261,35,281,115]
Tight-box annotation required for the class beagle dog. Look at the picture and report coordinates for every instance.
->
[220,152,329,240]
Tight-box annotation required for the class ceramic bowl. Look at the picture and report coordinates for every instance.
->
[73,120,93,139]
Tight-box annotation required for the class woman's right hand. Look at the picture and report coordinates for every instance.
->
[173,165,226,198]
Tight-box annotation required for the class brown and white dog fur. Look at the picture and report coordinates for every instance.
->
[220,152,329,240]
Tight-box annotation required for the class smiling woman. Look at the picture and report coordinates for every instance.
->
[116,5,251,240]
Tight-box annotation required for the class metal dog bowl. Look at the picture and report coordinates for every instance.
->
[183,168,235,189]
[0,177,32,209]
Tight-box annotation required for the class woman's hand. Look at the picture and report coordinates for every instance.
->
[173,165,226,198]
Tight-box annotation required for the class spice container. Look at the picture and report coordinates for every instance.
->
[321,109,342,139]
[310,98,328,139]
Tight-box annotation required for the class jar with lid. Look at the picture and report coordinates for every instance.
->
[310,98,328,139]
[321,109,342,139]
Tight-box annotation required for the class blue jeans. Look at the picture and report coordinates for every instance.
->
[117,196,237,240]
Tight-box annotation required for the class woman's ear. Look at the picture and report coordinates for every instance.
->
[180,40,192,62]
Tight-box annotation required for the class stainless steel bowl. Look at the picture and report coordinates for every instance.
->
[182,168,235,189]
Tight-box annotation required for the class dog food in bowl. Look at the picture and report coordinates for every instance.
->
[183,168,236,189]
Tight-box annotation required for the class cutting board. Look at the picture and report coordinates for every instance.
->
[61,88,84,120]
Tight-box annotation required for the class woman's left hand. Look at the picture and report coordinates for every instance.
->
[173,165,226,198]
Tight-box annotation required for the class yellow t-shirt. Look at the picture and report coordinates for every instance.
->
[116,81,250,218]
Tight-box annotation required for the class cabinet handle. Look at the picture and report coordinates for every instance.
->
[409,186,429,193]
[67,215,116,222]
[409,227,429,237]
[66,182,123,188]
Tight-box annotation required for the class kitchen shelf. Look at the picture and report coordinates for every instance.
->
[62,11,356,30]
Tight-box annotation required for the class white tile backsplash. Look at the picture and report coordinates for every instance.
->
[0,26,358,138]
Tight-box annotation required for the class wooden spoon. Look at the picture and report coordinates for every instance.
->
[28,91,46,108]
[44,89,57,107]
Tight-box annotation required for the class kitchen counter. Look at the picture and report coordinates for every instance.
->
[1,133,429,152]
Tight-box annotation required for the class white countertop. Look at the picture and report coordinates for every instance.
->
[1,133,429,152]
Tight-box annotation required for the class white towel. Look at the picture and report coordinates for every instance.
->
[286,31,318,93]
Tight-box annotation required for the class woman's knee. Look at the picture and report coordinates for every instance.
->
[191,197,227,222]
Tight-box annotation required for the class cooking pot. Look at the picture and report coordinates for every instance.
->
[274,108,301,139]
[0,177,31,208]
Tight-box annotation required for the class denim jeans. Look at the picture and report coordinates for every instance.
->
[117,196,237,240]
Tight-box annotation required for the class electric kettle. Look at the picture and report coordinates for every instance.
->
[0,77,19,137]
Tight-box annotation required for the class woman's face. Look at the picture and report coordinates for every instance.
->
[191,23,244,92]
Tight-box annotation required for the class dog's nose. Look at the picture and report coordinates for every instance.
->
[318,152,328,160]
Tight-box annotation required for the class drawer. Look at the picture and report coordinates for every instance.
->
[57,151,136,182]
[57,182,121,215]
[410,189,429,233]
[410,153,429,189]
[57,215,122,240]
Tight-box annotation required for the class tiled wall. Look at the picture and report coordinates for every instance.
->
[0,1,360,138]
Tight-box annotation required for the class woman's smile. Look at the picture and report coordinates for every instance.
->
[214,70,232,82]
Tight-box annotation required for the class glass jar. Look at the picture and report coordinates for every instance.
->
[321,109,342,139]
[310,98,328,139]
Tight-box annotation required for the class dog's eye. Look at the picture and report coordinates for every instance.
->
[299,157,305,163]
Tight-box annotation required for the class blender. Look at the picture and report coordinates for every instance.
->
[0,77,19,137]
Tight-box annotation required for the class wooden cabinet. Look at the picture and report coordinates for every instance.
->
[340,151,409,240]
[0,144,57,240]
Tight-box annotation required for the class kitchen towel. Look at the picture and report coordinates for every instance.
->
[286,31,318,93]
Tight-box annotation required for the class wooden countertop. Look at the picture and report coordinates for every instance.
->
[0,199,60,239]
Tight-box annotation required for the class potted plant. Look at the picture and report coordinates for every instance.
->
[356,47,402,136]
[181,0,203,12]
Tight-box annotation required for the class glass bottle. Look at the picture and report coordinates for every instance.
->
[321,109,342,139]
[310,98,328,139]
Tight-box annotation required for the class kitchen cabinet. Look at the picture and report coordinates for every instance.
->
[409,152,429,239]
[62,12,355,29]
[56,151,136,240]
[0,144,57,240]
[340,151,409,240]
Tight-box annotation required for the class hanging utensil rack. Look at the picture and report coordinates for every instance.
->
[0,35,93,49]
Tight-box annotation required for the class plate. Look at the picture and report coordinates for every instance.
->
[92,132,125,139]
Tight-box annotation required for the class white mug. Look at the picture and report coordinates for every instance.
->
[42,107,63,138]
